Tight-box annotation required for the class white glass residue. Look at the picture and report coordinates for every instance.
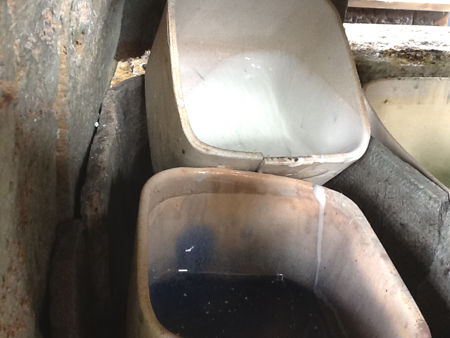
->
[313,185,326,291]
[183,51,362,157]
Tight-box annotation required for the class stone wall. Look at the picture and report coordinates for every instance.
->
[0,0,125,336]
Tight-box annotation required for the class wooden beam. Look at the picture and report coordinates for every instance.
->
[348,0,450,11]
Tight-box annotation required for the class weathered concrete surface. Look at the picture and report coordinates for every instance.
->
[345,23,450,84]
[346,8,414,24]
[326,138,450,336]
[414,11,449,25]
[81,75,152,337]
[0,0,125,336]
[345,8,449,25]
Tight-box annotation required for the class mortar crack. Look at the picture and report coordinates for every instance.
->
[73,106,101,218]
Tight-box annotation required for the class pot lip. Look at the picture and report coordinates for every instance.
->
[165,0,371,167]
[132,167,429,337]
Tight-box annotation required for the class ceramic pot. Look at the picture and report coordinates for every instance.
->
[145,0,370,184]
[127,168,429,337]
[365,77,450,191]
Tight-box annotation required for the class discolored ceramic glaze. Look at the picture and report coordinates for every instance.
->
[127,168,430,338]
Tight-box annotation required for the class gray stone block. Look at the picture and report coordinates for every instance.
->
[81,75,152,337]
[326,138,450,336]
[0,0,125,336]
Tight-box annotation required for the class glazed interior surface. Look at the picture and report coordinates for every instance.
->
[147,193,318,283]
[366,78,450,187]
[144,185,422,337]
[172,0,366,157]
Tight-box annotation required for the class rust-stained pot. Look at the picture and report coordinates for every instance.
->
[127,168,429,337]
[145,0,370,185]
[365,77,450,192]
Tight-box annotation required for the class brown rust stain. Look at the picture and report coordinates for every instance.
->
[0,81,18,110]
[381,48,444,64]
[73,35,84,55]
[6,0,15,13]
[53,1,71,218]
[0,240,33,338]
